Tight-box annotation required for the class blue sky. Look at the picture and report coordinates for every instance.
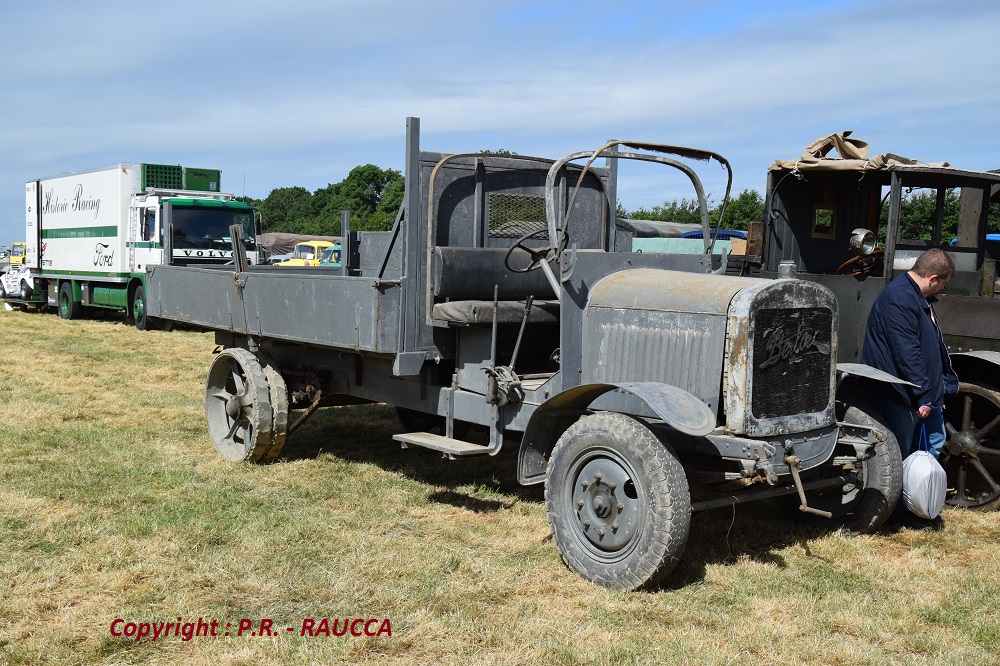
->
[1,0,998,243]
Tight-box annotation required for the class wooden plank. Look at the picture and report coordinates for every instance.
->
[393,432,489,457]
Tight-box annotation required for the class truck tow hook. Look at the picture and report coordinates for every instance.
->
[785,455,834,519]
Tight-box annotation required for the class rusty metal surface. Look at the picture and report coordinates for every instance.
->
[587,267,767,315]
[610,382,716,436]
[584,268,775,414]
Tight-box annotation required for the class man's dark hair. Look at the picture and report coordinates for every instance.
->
[912,248,955,279]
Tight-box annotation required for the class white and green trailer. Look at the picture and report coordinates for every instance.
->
[18,163,259,328]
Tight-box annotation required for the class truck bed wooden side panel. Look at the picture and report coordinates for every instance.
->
[146,265,400,352]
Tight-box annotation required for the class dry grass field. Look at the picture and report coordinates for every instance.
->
[0,307,999,666]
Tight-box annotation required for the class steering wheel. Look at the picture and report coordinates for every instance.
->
[836,249,884,277]
[504,228,567,274]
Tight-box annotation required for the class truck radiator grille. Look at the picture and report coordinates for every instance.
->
[751,308,832,418]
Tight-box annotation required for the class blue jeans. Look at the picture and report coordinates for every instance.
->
[922,406,946,458]
[866,395,946,458]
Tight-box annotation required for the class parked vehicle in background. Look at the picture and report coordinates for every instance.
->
[759,132,1000,510]
[680,229,747,240]
[11,164,260,329]
[146,118,906,590]
[0,264,33,300]
[8,242,26,266]
[275,240,335,266]
[318,244,342,267]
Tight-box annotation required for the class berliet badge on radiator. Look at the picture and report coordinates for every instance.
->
[759,318,830,369]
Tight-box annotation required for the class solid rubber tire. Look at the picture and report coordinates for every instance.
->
[205,348,274,462]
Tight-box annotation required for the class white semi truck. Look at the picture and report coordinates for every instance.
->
[12,163,259,328]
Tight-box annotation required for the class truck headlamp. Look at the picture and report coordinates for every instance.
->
[849,228,877,256]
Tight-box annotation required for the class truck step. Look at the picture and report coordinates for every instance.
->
[393,432,489,459]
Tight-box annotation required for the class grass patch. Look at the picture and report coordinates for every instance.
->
[1,308,999,665]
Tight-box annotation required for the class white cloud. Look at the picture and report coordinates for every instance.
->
[1,0,999,239]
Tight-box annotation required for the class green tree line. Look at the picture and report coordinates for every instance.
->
[244,164,405,236]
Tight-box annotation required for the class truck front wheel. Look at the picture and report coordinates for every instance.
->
[132,285,149,330]
[545,412,690,590]
[780,400,903,534]
[58,282,82,320]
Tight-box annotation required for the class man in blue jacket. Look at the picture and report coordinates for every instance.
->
[861,248,959,459]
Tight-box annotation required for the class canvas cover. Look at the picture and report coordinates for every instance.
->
[258,232,342,256]
[769,130,950,173]
[616,219,703,238]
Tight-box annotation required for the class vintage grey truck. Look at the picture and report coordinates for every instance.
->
[758,132,1000,511]
[147,119,907,590]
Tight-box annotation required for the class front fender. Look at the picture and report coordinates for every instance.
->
[516,382,715,485]
[836,362,917,391]
[950,351,1000,388]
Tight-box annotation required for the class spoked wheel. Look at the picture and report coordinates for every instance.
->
[545,412,690,590]
[942,382,1000,510]
[205,348,275,462]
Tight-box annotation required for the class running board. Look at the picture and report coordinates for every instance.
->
[393,432,490,459]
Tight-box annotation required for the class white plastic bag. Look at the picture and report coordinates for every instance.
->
[902,450,947,520]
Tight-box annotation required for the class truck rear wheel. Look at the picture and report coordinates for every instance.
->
[205,348,275,462]
[545,412,690,590]
[19,280,32,300]
[58,282,82,320]
[258,352,289,463]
